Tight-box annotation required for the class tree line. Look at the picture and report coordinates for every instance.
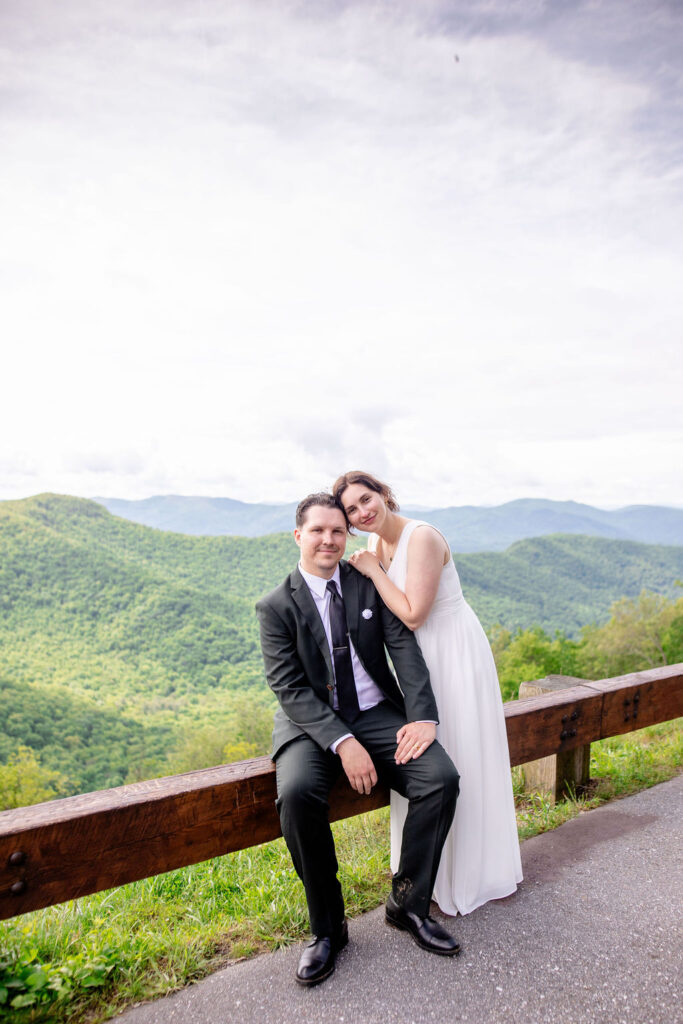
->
[3,588,681,810]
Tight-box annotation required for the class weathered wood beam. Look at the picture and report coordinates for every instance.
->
[507,664,682,765]
[0,761,388,920]
[587,665,683,737]
[505,681,603,767]
[1,664,681,921]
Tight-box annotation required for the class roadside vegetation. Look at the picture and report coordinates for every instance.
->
[1,719,679,1023]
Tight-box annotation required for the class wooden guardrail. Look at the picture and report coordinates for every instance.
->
[1,664,681,921]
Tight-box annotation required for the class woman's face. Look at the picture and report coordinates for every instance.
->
[340,482,387,532]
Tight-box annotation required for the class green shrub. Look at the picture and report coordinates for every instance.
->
[0,942,117,1018]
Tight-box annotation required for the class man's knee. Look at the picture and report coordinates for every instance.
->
[277,774,327,815]
[427,746,460,803]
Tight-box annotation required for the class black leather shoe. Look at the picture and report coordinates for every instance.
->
[295,920,349,986]
[385,894,461,956]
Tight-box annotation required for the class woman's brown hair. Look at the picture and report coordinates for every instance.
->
[332,470,400,519]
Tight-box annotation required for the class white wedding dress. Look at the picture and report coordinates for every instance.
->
[369,520,522,916]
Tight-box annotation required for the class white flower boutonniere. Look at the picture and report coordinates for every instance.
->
[362,608,373,620]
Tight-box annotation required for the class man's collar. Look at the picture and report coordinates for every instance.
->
[298,561,341,598]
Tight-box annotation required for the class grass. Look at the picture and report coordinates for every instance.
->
[513,717,682,840]
[1,720,680,1023]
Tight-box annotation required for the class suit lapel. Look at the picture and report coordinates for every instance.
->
[290,567,334,679]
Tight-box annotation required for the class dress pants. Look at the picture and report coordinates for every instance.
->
[275,701,460,937]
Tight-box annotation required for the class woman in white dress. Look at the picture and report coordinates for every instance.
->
[333,471,522,916]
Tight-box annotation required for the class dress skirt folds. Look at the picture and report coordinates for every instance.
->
[369,520,522,916]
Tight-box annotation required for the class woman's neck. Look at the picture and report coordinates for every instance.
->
[378,510,409,544]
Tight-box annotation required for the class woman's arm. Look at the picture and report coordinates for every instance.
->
[349,526,447,630]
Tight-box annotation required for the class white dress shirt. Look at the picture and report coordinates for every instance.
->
[298,562,385,751]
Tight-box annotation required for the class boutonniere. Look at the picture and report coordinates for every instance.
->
[362,608,373,620]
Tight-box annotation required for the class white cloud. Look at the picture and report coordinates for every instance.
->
[0,0,681,507]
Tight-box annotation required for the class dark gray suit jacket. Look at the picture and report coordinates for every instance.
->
[255,560,438,759]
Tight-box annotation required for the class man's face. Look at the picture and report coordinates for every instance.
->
[295,505,347,578]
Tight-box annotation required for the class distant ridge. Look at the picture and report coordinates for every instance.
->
[93,495,683,551]
[94,495,299,538]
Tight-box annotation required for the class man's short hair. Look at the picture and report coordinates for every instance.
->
[295,492,345,528]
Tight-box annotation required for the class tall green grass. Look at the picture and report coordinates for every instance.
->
[1,721,679,1023]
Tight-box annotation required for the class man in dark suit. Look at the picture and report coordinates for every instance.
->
[256,492,460,986]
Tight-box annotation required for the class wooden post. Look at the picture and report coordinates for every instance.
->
[517,675,593,802]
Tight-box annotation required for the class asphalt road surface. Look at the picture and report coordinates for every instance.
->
[117,774,682,1024]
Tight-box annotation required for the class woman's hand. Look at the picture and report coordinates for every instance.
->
[348,550,382,577]
[394,721,437,764]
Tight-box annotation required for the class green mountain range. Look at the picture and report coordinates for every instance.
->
[2,493,682,794]
[93,494,683,550]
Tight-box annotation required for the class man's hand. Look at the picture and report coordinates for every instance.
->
[337,737,378,794]
[394,722,437,764]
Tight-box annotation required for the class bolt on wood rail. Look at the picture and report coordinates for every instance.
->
[1,664,681,921]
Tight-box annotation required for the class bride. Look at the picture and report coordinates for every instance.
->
[333,470,522,916]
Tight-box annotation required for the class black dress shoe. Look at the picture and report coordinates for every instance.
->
[385,894,461,956]
[295,920,349,986]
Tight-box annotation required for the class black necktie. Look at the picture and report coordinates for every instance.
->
[326,580,361,723]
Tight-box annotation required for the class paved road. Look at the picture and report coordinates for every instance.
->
[118,776,682,1024]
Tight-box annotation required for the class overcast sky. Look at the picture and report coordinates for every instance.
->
[1,0,681,508]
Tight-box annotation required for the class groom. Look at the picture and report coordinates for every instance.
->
[256,492,461,986]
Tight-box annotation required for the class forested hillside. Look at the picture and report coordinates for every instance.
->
[2,493,682,797]
[455,533,683,633]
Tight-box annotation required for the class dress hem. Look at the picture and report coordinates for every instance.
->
[433,877,523,917]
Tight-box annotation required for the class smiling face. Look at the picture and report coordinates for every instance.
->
[339,482,388,533]
[294,504,348,578]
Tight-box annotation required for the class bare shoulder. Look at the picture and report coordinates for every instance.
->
[407,522,450,564]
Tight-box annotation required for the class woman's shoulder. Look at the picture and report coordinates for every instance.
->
[406,519,445,542]
[405,520,451,560]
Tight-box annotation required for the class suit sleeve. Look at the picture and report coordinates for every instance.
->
[256,598,351,752]
[379,598,439,724]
